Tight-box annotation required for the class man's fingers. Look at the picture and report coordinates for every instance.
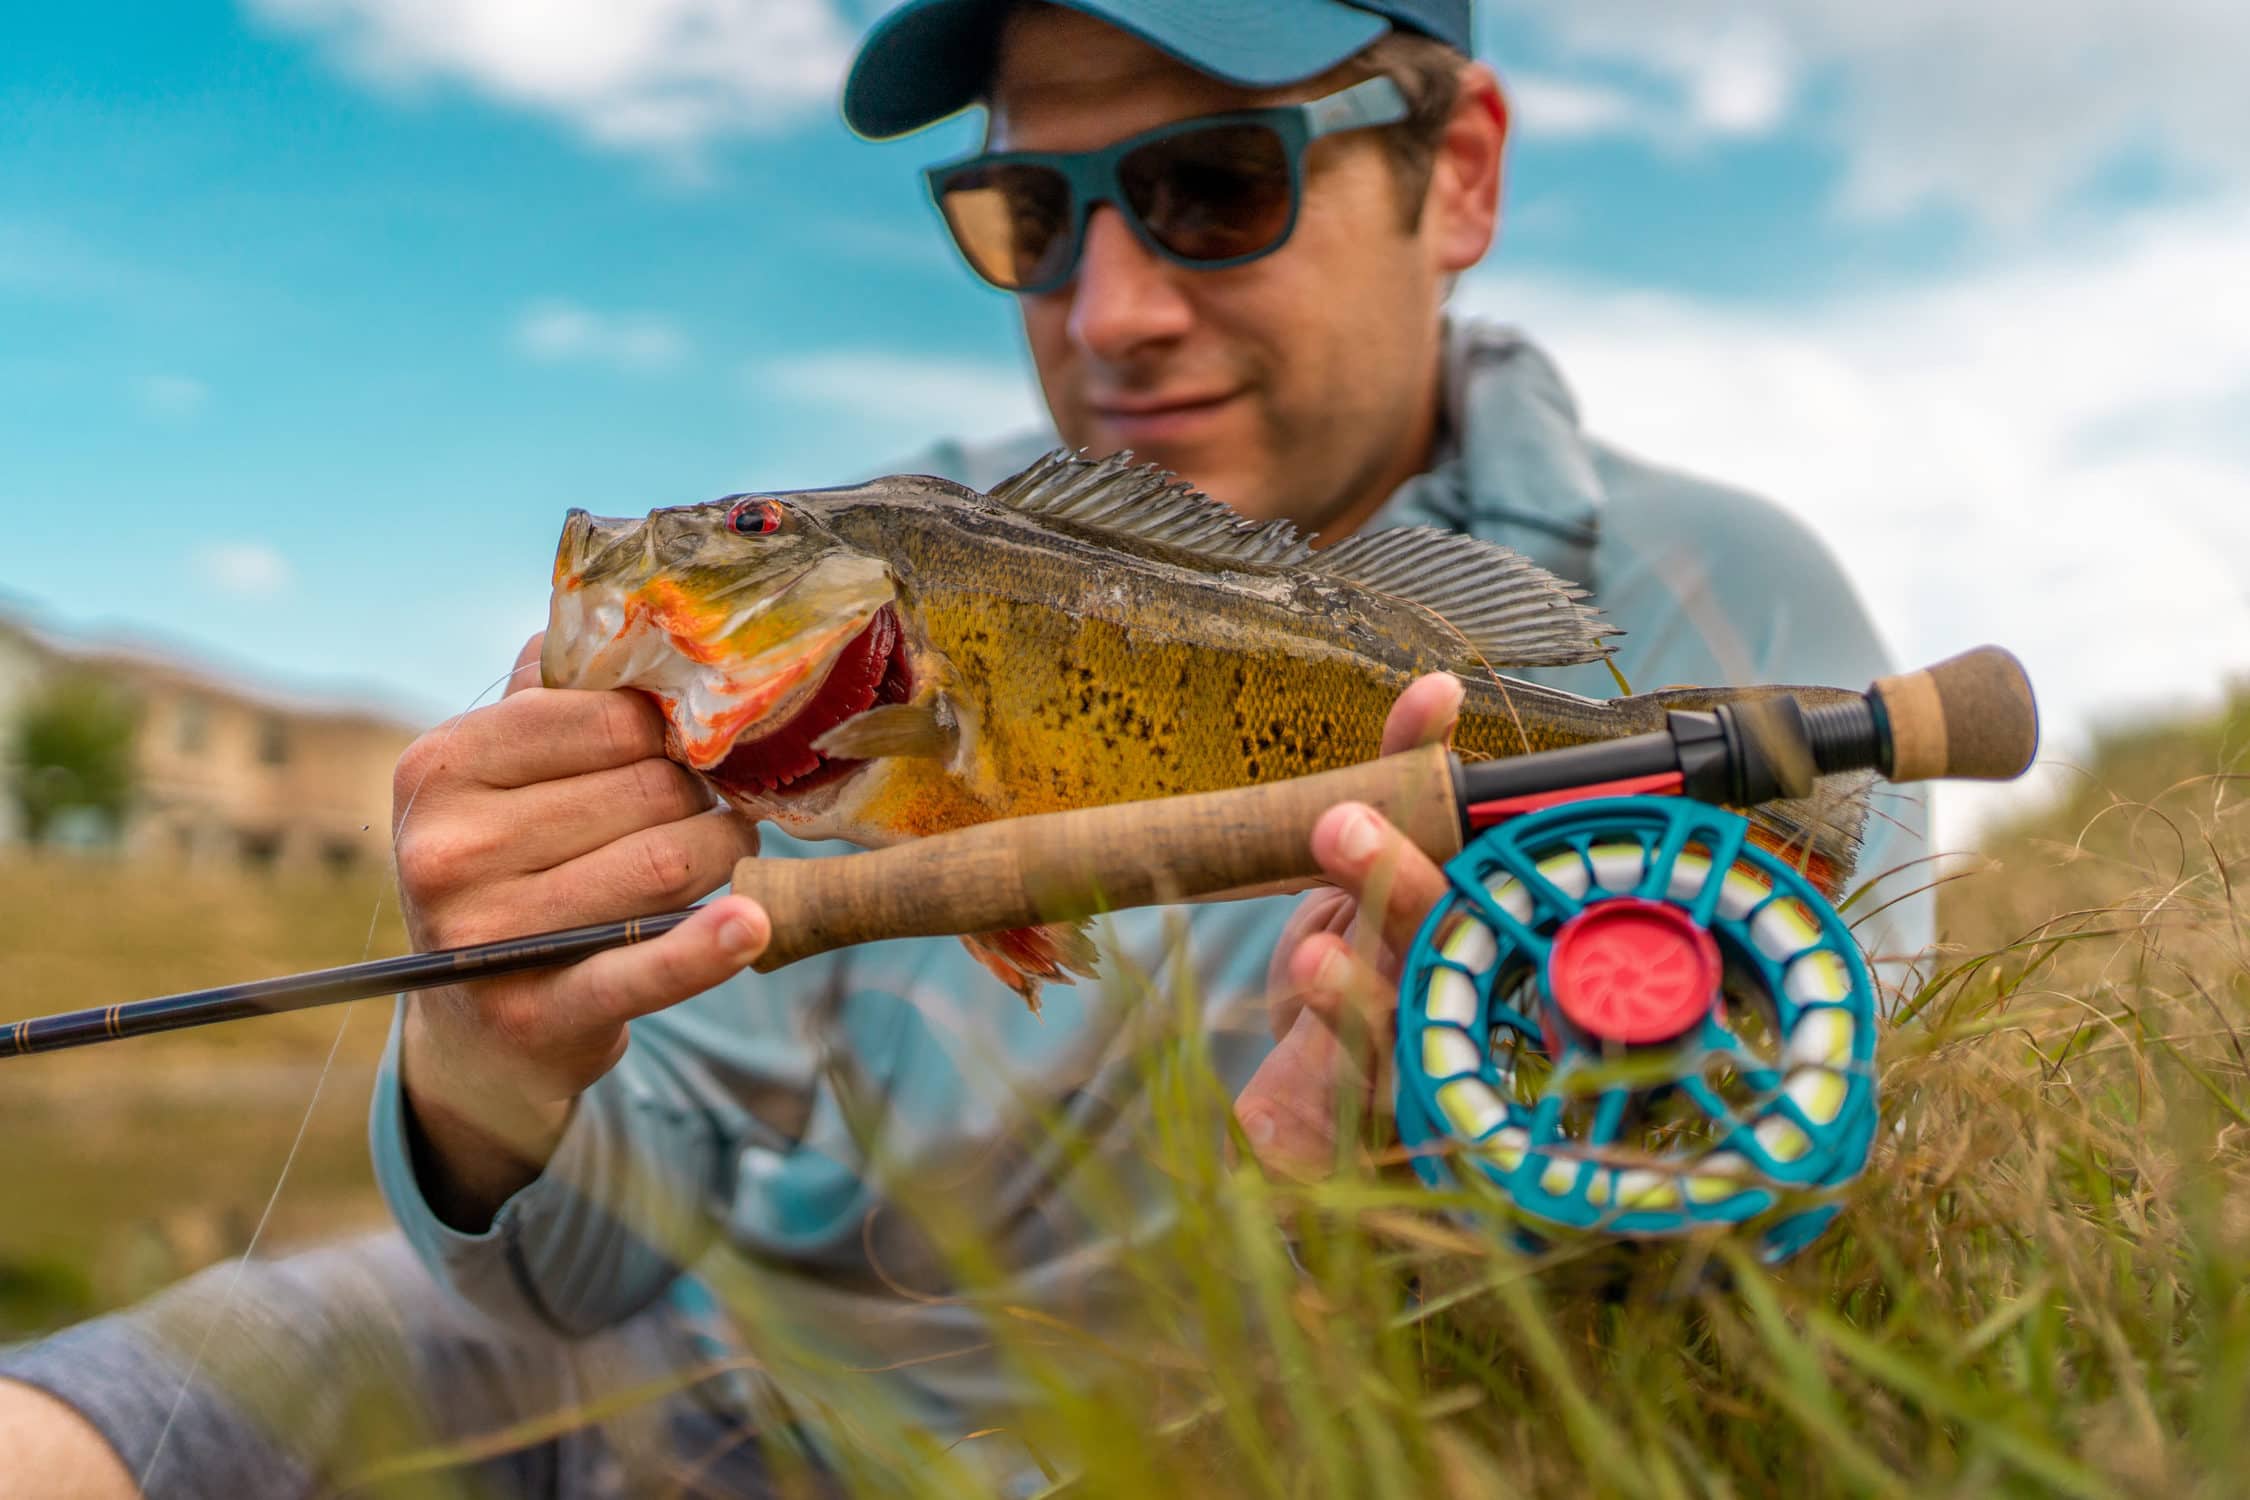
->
[1379,672,1464,756]
[1264,886,1355,1040]
[552,895,769,1027]
[1235,1010,1355,1178]
[453,688,673,789]
[491,756,716,872]
[1286,929,1397,1054]
[531,809,763,928]
[1309,802,1452,959]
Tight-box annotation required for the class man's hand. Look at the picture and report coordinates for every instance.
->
[1236,673,1462,1176]
[392,633,767,1230]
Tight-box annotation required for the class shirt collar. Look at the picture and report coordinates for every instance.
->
[1370,319,1607,587]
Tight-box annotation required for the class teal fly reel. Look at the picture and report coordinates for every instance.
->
[1393,795,1879,1264]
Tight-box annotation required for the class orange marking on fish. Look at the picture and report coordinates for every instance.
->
[622,580,739,667]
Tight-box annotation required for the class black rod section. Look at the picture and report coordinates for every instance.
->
[0,910,695,1060]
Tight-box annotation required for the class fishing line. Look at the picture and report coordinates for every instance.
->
[135,659,536,1495]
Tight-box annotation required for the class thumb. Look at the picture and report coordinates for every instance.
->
[506,631,548,698]
[1380,673,1464,755]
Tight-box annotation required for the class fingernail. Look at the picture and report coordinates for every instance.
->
[1335,806,1381,865]
[1243,1110,1276,1146]
[720,904,768,962]
[1314,946,1353,993]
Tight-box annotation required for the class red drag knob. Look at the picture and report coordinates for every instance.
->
[1546,897,1721,1045]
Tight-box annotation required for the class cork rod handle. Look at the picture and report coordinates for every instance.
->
[731,743,1465,973]
[1872,645,2040,782]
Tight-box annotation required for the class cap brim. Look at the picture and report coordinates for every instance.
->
[844,0,1391,140]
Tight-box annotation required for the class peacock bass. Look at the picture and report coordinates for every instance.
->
[542,451,1867,1000]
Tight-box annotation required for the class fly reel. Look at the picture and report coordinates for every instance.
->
[1393,795,1879,1264]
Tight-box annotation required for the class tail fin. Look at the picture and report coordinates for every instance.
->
[1641,685,1874,897]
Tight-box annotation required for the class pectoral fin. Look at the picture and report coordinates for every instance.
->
[962,921,1100,1015]
[813,698,958,761]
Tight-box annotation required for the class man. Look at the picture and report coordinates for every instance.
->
[0,1,1931,1494]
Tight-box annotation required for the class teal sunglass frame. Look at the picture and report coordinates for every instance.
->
[924,76,1410,295]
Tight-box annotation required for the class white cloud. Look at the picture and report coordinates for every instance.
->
[1489,0,2250,224]
[511,300,688,372]
[1458,195,2250,844]
[1504,74,1648,141]
[132,374,210,419]
[195,542,295,597]
[245,0,857,157]
[750,350,1046,438]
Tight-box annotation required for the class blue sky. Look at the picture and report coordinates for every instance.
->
[5,0,2247,840]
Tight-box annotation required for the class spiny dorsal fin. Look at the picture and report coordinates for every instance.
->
[989,450,1312,568]
[989,450,1618,668]
[1314,526,1619,668]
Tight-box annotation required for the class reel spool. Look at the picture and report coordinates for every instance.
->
[1393,795,1879,1264]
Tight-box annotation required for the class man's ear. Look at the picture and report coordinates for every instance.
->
[1423,62,1507,275]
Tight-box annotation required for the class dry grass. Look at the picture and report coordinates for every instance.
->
[0,854,400,1331]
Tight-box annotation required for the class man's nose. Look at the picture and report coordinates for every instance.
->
[1064,207,1195,361]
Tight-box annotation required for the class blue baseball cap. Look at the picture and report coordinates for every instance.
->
[844,0,1472,140]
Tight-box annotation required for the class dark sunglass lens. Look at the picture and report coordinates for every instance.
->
[937,163,1076,290]
[1119,123,1293,264]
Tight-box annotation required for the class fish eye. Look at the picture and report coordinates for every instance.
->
[725,498,787,537]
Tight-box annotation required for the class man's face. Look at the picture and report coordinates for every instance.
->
[985,8,1491,534]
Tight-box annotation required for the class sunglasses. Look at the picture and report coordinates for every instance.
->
[924,76,1410,295]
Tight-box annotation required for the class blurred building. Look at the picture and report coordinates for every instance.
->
[0,606,421,873]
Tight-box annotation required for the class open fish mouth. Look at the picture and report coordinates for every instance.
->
[704,605,914,802]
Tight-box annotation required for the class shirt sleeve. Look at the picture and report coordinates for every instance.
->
[367,960,847,1337]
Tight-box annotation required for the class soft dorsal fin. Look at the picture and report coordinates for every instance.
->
[989,450,1313,568]
[988,450,1618,668]
[1312,526,1618,667]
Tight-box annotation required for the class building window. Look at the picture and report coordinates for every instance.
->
[176,696,210,755]
[257,715,289,767]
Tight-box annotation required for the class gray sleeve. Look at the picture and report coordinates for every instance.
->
[367,956,875,1339]
[0,1234,600,1499]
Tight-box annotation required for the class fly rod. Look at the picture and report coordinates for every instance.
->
[0,647,2037,1060]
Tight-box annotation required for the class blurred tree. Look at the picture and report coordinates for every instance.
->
[8,672,139,846]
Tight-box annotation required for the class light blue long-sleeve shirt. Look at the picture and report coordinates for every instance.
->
[369,321,1932,1441]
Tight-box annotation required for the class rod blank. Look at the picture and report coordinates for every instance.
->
[0,911,693,1059]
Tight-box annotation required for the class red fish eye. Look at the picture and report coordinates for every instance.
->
[727,499,785,536]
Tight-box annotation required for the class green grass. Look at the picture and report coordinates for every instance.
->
[4,686,2245,1497]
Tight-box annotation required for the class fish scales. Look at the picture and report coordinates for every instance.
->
[817,491,1652,814]
[544,451,1869,999]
